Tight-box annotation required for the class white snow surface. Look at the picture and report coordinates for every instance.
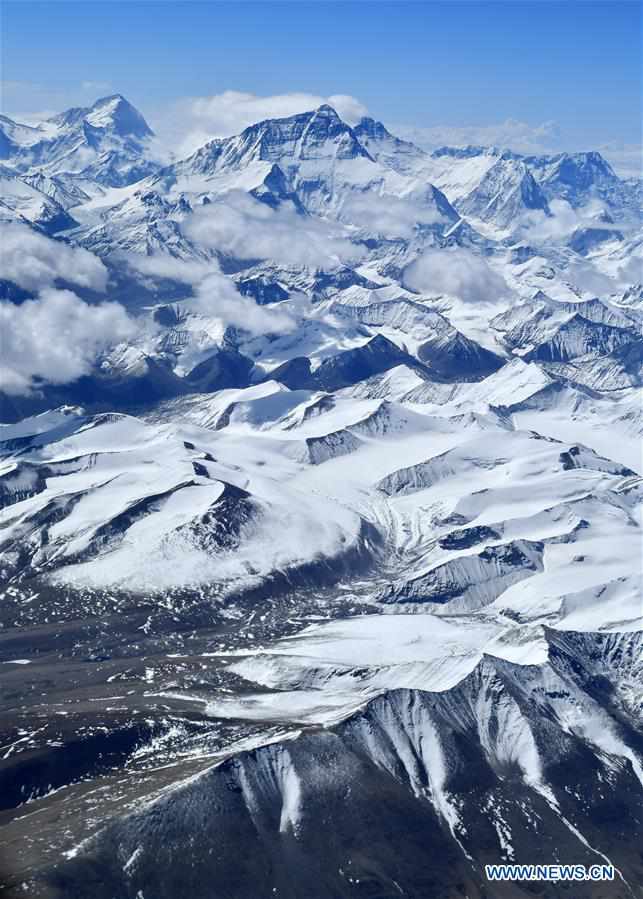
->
[1,97,641,744]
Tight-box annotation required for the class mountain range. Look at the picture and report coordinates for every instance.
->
[0,94,641,899]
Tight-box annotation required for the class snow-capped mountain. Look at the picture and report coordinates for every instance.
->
[456,156,550,228]
[0,166,78,232]
[526,150,636,212]
[0,95,641,899]
[0,94,158,189]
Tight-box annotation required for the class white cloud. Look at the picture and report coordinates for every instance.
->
[404,247,509,304]
[123,252,215,285]
[183,191,362,269]
[594,142,642,179]
[564,255,642,298]
[565,261,617,297]
[192,272,295,335]
[518,199,625,244]
[0,224,108,293]
[338,192,446,238]
[395,119,562,156]
[0,288,135,395]
[152,90,368,158]
[615,255,643,285]
[124,251,295,336]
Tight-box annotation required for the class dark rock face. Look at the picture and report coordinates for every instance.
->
[380,540,543,608]
[310,267,378,295]
[0,356,188,422]
[50,636,643,899]
[438,525,501,550]
[528,151,622,206]
[0,279,32,302]
[569,226,623,255]
[237,277,289,305]
[0,720,158,813]
[333,299,502,381]
[186,347,255,392]
[313,335,418,391]
[268,356,316,390]
[175,482,258,553]
[251,163,306,210]
[152,304,184,327]
[417,330,503,381]
[268,337,426,392]
[0,461,49,510]
[611,337,643,380]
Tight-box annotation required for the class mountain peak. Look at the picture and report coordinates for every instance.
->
[93,93,127,106]
[85,94,154,139]
[354,116,392,141]
[564,150,615,178]
[313,103,342,118]
[217,102,373,165]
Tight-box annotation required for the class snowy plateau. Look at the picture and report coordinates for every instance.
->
[0,95,642,899]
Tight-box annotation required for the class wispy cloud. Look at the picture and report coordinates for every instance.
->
[80,80,112,94]
[395,119,562,155]
[394,118,640,179]
[594,142,642,180]
[152,90,368,158]
[0,80,103,124]
[517,198,623,243]
[124,251,296,336]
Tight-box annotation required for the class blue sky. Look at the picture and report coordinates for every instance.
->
[2,1,640,168]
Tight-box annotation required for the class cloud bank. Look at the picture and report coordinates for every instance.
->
[395,119,562,156]
[0,226,138,395]
[0,224,108,292]
[0,288,135,395]
[184,192,362,269]
[404,248,509,304]
[338,192,446,238]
